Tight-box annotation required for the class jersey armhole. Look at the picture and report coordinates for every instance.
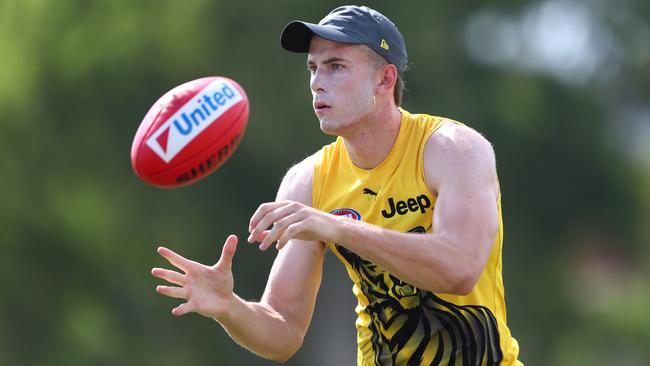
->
[420,116,447,196]
[311,148,326,209]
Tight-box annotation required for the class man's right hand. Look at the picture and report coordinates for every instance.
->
[152,234,238,319]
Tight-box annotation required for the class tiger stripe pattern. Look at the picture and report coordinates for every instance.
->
[335,244,504,366]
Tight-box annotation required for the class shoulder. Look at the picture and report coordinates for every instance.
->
[276,150,323,205]
[424,120,497,193]
[426,120,495,160]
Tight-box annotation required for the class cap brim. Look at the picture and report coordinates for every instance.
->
[281,21,361,53]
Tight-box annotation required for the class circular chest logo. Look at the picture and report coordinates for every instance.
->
[329,208,361,221]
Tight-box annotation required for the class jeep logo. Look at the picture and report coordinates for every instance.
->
[381,194,431,218]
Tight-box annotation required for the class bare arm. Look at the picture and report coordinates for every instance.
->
[249,122,499,295]
[153,153,325,362]
[334,123,499,294]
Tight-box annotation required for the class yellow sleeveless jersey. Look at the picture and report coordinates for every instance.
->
[312,109,522,365]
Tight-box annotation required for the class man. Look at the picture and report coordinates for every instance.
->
[152,5,522,365]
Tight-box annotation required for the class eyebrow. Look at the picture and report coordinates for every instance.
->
[307,57,349,66]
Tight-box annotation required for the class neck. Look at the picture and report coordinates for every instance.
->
[342,104,402,170]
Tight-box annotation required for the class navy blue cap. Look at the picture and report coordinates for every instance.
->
[281,5,408,74]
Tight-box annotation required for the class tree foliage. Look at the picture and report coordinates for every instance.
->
[0,0,648,365]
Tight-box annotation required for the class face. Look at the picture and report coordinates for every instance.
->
[307,36,380,135]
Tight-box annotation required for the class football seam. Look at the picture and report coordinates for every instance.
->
[135,102,170,177]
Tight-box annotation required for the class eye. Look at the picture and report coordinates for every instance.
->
[332,63,343,71]
[307,65,317,74]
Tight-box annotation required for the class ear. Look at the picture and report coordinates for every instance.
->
[376,64,398,97]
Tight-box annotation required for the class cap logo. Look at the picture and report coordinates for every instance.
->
[380,39,389,50]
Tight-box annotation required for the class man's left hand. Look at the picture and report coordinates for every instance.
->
[248,200,341,250]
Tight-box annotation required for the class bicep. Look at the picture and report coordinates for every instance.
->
[433,179,499,254]
[426,125,500,263]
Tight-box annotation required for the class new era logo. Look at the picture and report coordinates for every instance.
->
[380,39,389,50]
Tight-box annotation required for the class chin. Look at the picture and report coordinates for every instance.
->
[318,117,347,136]
[319,122,339,136]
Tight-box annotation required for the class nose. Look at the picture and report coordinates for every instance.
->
[310,68,325,95]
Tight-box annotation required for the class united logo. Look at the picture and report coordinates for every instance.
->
[146,79,243,163]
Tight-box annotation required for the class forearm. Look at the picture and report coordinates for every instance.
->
[336,219,480,294]
[215,294,303,362]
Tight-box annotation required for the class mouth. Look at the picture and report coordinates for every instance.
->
[313,101,331,113]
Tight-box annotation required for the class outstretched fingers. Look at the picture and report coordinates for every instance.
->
[153,236,239,319]
[215,235,238,272]
[172,302,194,316]
[156,285,188,300]
[151,267,186,286]
[157,246,195,272]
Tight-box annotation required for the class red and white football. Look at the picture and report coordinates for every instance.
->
[131,76,249,188]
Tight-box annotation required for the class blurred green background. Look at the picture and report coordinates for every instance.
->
[1,0,649,365]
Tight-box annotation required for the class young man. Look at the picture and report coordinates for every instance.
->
[152,5,523,365]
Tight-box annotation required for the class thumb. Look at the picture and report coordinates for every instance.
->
[215,235,238,272]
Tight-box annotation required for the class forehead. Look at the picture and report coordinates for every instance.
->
[307,36,367,62]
